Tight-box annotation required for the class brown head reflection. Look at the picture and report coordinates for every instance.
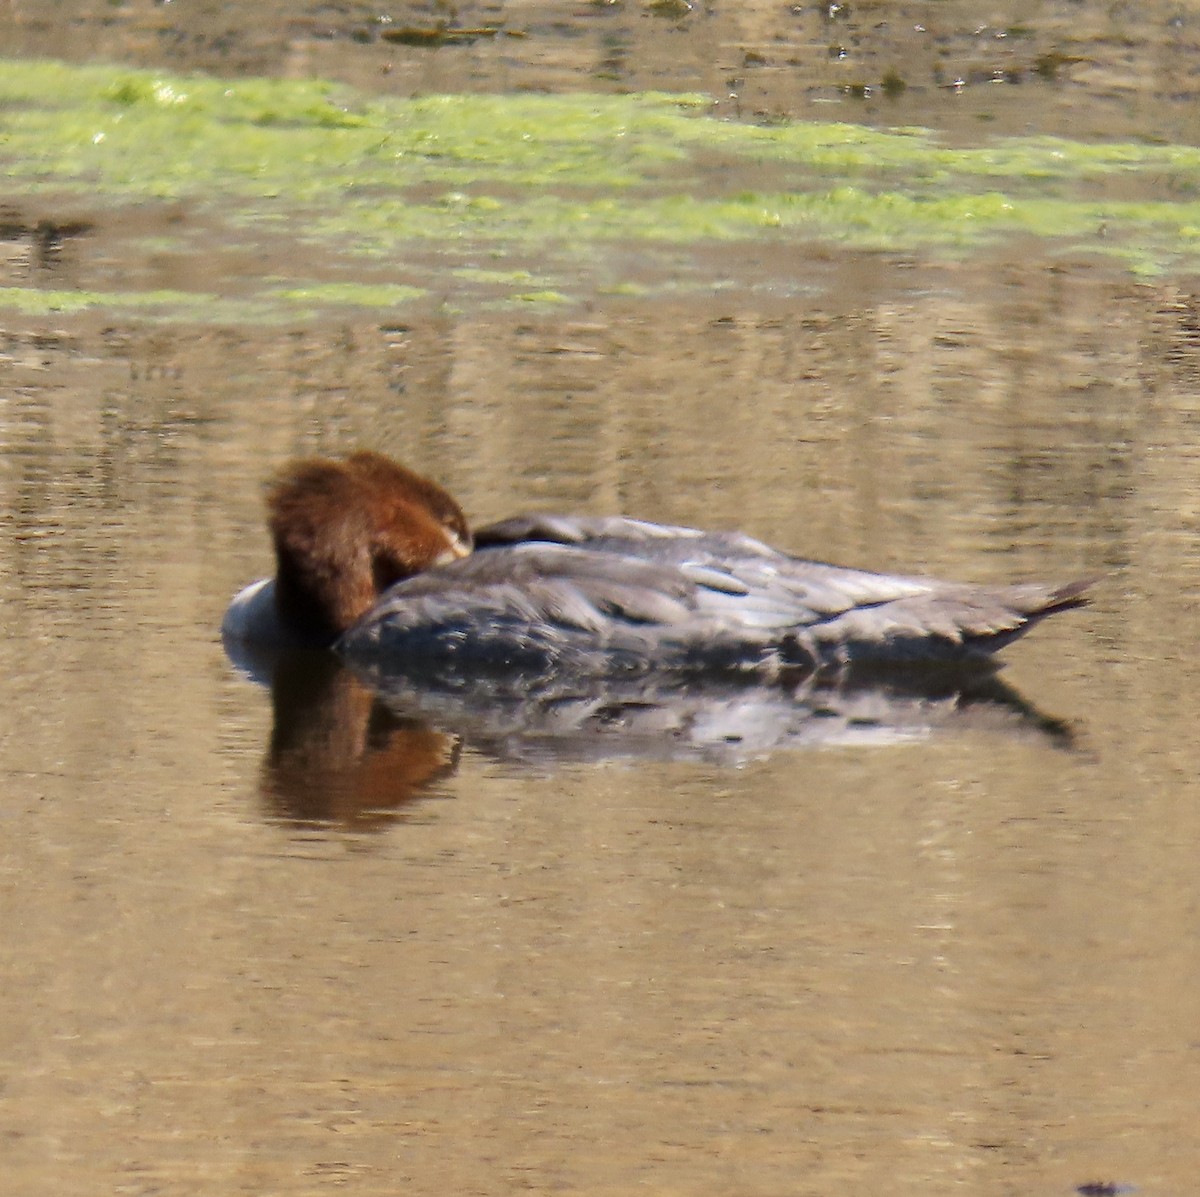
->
[260,652,459,829]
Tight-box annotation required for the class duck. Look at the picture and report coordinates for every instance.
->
[222,450,1091,679]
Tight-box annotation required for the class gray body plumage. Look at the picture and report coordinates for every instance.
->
[336,514,1089,678]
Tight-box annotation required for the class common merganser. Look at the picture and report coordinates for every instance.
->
[222,450,1091,677]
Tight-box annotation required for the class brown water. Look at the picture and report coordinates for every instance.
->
[3,6,1200,1197]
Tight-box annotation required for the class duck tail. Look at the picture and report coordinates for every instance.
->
[1039,576,1096,614]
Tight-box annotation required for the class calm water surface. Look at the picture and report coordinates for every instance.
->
[2,279,1198,1196]
[3,4,1200,1196]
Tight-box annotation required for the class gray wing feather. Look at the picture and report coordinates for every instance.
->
[343,516,1088,671]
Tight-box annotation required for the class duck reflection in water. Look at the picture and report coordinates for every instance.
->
[223,451,1091,825]
[258,652,460,829]
[241,647,1077,827]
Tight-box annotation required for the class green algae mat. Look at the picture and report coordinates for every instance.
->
[1,59,1198,319]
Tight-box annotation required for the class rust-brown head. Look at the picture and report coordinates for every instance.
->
[267,451,471,645]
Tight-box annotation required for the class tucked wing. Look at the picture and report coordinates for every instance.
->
[474,514,936,624]
[340,515,1090,675]
[341,540,787,675]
